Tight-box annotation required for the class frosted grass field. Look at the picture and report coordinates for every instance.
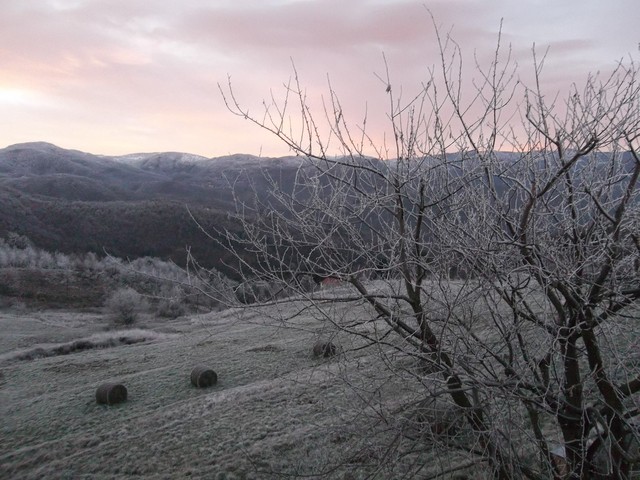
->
[0,293,457,479]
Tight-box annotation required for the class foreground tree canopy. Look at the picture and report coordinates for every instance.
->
[212,25,640,480]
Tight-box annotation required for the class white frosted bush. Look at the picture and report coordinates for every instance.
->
[104,287,149,325]
[155,285,187,318]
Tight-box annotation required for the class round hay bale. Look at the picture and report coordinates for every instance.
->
[95,383,127,405]
[312,341,338,358]
[190,366,218,388]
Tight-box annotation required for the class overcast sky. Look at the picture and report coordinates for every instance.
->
[1,0,638,157]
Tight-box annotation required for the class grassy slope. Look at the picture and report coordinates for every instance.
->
[0,292,454,480]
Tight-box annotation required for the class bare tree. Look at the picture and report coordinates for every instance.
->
[213,24,640,479]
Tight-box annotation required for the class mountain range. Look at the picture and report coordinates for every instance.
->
[0,142,304,278]
[4,142,634,282]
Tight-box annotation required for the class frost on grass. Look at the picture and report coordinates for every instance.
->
[0,329,170,363]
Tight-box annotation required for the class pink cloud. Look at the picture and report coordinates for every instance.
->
[0,0,638,157]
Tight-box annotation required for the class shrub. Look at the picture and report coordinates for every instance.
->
[155,285,188,318]
[104,287,148,325]
[234,279,288,305]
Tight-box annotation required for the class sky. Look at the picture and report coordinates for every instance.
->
[1,0,638,158]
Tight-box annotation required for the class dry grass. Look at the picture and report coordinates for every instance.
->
[0,298,473,479]
[3,281,636,478]
[8,279,602,479]
[0,329,170,363]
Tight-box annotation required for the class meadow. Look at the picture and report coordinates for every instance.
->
[0,284,468,480]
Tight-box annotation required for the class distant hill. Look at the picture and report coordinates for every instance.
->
[5,142,632,281]
[0,142,303,278]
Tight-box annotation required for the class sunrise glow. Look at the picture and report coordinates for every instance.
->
[1,0,638,157]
